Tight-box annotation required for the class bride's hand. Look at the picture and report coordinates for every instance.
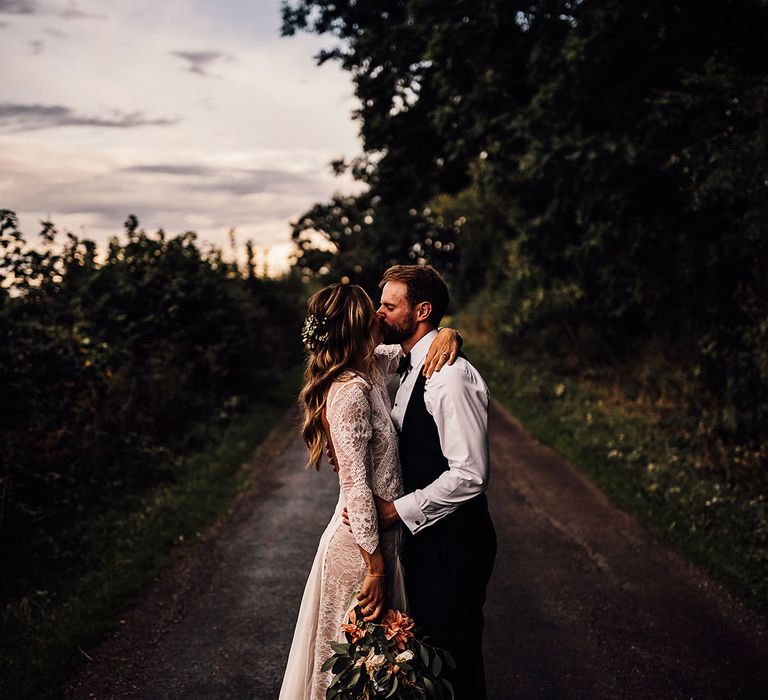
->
[357,573,386,622]
[423,327,462,378]
[371,314,383,346]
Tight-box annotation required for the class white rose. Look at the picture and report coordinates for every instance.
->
[364,651,387,674]
[394,650,414,663]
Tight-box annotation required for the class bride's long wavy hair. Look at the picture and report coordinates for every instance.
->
[299,283,379,470]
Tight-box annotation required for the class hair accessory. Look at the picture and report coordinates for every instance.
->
[301,313,329,351]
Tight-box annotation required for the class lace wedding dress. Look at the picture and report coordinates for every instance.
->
[279,346,406,700]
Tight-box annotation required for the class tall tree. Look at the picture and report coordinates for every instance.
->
[282,0,768,438]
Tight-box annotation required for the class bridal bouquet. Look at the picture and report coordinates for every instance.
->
[323,604,455,699]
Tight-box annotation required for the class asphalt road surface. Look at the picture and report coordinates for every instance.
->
[64,403,768,699]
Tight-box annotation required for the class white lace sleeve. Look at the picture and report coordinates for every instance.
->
[374,344,403,376]
[328,380,379,554]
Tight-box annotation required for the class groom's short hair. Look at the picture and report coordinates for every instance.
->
[379,264,449,325]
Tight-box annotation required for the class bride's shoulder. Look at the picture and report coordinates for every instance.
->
[327,372,372,417]
[328,371,372,403]
[334,370,372,389]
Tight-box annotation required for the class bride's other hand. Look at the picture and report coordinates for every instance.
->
[423,327,462,378]
[325,440,338,472]
[341,506,351,531]
[357,573,386,622]
[371,314,383,346]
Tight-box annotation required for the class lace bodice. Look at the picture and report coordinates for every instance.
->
[326,346,404,554]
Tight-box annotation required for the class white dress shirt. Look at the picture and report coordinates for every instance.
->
[392,329,491,534]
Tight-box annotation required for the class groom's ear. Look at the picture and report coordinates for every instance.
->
[415,301,432,322]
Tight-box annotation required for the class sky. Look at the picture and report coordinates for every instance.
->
[0,0,361,273]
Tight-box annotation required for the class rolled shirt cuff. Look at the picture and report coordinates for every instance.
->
[393,492,427,534]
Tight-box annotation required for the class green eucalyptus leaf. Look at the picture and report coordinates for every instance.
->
[321,656,338,672]
[346,670,361,689]
[432,653,442,676]
[385,675,399,698]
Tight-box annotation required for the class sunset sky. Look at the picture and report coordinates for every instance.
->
[0,0,360,272]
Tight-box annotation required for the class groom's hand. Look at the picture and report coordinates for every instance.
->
[341,497,401,531]
[374,495,401,529]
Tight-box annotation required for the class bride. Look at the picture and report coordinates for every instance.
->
[279,282,459,700]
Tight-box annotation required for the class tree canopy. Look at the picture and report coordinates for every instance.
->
[282,0,768,444]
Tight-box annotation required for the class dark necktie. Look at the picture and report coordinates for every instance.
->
[397,352,411,384]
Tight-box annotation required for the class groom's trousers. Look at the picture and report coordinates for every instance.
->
[401,494,497,700]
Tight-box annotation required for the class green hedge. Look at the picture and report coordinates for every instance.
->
[0,209,302,603]
[462,325,768,619]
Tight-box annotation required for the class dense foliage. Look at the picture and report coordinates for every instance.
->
[282,0,768,470]
[0,210,303,600]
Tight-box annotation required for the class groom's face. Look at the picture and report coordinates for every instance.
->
[377,281,419,344]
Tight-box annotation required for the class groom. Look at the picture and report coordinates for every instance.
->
[374,264,496,699]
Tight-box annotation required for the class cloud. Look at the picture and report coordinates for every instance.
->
[57,5,99,20]
[0,103,180,132]
[0,0,102,19]
[122,164,215,177]
[2,137,360,276]
[0,0,35,14]
[171,50,233,77]
[121,163,315,196]
[29,38,44,54]
[6,148,340,229]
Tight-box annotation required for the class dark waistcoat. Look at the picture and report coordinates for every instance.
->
[398,368,489,527]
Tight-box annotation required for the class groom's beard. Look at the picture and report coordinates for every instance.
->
[380,316,418,344]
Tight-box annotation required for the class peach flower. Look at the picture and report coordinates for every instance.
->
[382,609,415,651]
[340,608,366,643]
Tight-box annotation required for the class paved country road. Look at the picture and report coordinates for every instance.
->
[64,403,768,699]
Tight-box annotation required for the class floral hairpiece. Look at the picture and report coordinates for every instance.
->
[301,313,329,351]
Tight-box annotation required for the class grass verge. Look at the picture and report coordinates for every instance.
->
[1,368,301,700]
[460,324,768,620]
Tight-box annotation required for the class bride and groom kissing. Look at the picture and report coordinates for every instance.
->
[280,265,497,699]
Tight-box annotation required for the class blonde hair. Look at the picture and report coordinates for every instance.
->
[299,283,379,470]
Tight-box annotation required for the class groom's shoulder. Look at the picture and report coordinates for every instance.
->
[426,354,489,394]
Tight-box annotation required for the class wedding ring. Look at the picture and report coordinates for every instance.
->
[441,351,449,357]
